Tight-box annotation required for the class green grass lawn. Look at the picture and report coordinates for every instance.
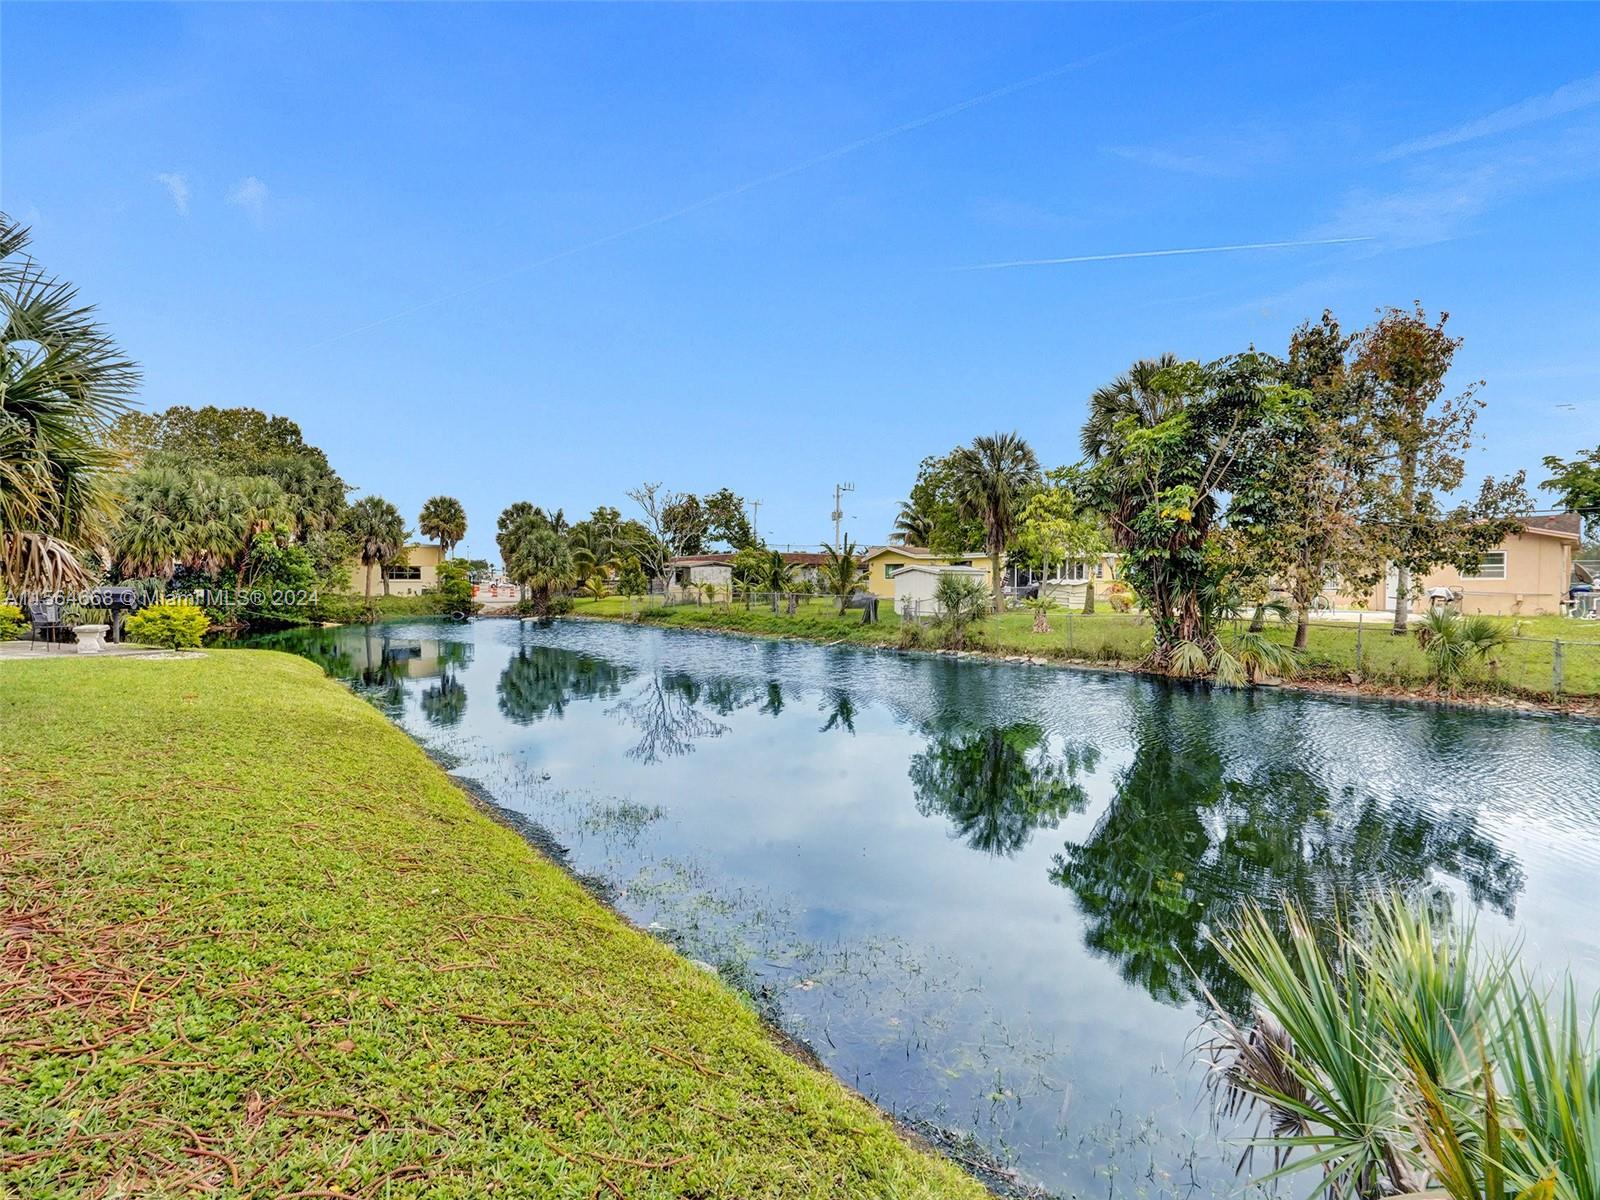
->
[569,596,1600,698]
[0,652,984,1199]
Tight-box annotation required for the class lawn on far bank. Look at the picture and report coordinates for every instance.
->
[0,652,985,1199]
[568,596,1600,699]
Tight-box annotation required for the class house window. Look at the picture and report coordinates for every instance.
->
[950,560,971,567]
[383,565,422,580]
[1463,551,1507,581]
[1094,562,1105,579]
[884,563,899,579]
[1064,561,1089,583]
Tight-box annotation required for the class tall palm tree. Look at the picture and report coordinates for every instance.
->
[890,501,933,547]
[1080,353,1185,459]
[503,523,576,613]
[1,214,140,589]
[820,536,864,615]
[948,432,1040,611]
[344,495,406,611]
[418,495,466,558]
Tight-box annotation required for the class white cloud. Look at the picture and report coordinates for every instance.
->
[1316,121,1600,247]
[155,171,189,216]
[1104,123,1297,178]
[227,176,269,224]
[1381,70,1600,160]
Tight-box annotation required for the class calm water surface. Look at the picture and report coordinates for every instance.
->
[238,617,1600,1198]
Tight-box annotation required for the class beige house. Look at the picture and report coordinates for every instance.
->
[346,542,445,598]
[1342,515,1581,617]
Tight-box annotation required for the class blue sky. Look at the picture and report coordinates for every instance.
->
[4,3,1597,560]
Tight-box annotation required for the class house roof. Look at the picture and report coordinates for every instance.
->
[860,544,990,561]
[667,551,831,567]
[1519,513,1582,540]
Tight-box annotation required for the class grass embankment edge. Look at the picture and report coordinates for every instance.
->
[561,603,1600,721]
[0,650,988,1198]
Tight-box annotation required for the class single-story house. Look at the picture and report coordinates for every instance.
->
[1007,554,1123,607]
[664,551,832,599]
[1336,514,1582,617]
[859,545,995,599]
[891,564,991,617]
[346,542,445,597]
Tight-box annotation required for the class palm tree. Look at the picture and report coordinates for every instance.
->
[820,536,863,615]
[890,501,933,547]
[1415,610,1511,693]
[948,432,1040,611]
[503,522,576,614]
[1,214,140,590]
[418,495,466,558]
[763,550,796,612]
[1080,353,1185,459]
[344,495,406,612]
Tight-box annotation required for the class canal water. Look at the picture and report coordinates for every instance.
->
[235,617,1600,1198]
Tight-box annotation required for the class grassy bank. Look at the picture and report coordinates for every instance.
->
[569,596,1600,700]
[0,652,984,1198]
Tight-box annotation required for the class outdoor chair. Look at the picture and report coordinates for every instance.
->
[26,598,73,651]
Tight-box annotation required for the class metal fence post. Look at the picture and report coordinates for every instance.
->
[1553,639,1564,698]
[1355,611,1364,678]
[1066,611,1074,653]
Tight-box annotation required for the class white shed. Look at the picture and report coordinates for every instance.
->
[892,564,990,618]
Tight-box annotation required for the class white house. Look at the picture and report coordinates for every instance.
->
[892,564,990,617]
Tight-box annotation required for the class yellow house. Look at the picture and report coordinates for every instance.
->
[346,542,445,598]
[859,545,995,599]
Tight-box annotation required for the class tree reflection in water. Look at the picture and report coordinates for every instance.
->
[818,688,858,734]
[420,670,467,728]
[910,724,1099,857]
[1048,693,1525,1012]
[497,645,635,724]
[609,672,733,763]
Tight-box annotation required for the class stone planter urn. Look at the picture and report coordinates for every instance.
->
[73,624,110,655]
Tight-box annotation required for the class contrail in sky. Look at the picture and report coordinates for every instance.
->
[309,13,1214,350]
[960,236,1375,271]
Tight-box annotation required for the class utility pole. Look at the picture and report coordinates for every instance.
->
[749,498,762,545]
[831,482,854,550]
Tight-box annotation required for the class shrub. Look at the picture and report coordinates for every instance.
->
[0,603,24,641]
[124,601,211,649]
[431,559,479,616]
[1105,581,1133,613]
[896,620,927,650]
[932,573,989,651]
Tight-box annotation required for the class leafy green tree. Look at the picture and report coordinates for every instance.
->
[819,536,864,615]
[1014,466,1106,586]
[432,559,477,614]
[948,432,1041,611]
[1081,353,1291,666]
[418,495,466,557]
[343,495,406,609]
[1354,306,1528,634]
[1229,313,1381,649]
[1541,445,1600,539]
[704,487,756,550]
[617,557,648,609]
[897,455,985,555]
[0,214,139,589]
